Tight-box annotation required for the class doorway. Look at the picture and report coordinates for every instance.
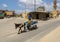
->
[36,14,39,19]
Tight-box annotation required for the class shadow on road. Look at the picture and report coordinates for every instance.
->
[18,27,38,34]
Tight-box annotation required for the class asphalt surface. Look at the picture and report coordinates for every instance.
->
[0,17,60,42]
[38,26,60,42]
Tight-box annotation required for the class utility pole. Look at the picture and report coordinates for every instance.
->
[34,0,36,12]
[54,0,57,10]
[25,3,26,14]
[25,3,27,18]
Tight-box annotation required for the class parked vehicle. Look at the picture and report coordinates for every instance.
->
[0,13,4,19]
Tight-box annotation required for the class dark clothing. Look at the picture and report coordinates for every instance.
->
[28,15,32,20]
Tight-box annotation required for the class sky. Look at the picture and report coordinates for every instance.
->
[0,0,60,13]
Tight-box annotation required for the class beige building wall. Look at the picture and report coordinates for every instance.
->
[51,10,58,18]
[5,11,14,15]
[22,12,29,18]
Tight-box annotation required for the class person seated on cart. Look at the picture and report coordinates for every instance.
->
[24,14,32,30]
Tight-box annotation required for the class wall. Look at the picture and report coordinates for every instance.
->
[5,11,14,15]
[29,12,49,20]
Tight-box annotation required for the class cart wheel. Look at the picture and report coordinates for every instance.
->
[34,25,37,28]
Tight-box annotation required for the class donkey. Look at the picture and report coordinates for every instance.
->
[15,23,26,34]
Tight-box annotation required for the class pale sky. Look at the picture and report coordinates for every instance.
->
[0,0,60,13]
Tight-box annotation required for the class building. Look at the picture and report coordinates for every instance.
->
[57,11,60,15]
[28,6,50,20]
[36,6,45,12]
[29,12,49,20]
[0,10,5,13]
[0,10,15,17]
[5,11,15,17]
[21,12,29,18]
[57,11,60,17]
[0,10,5,19]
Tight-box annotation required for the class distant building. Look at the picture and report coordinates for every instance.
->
[57,11,60,17]
[21,12,29,18]
[0,10,5,13]
[36,6,45,12]
[0,10,5,19]
[57,11,60,15]
[28,6,50,20]
[0,10,15,17]
[5,11,15,16]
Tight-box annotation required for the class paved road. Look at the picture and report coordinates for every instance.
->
[38,26,60,42]
[0,17,60,42]
[26,18,60,42]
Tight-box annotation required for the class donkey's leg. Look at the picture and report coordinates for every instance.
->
[20,27,22,33]
[24,26,26,31]
[15,24,17,29]
[18,27,21,34]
